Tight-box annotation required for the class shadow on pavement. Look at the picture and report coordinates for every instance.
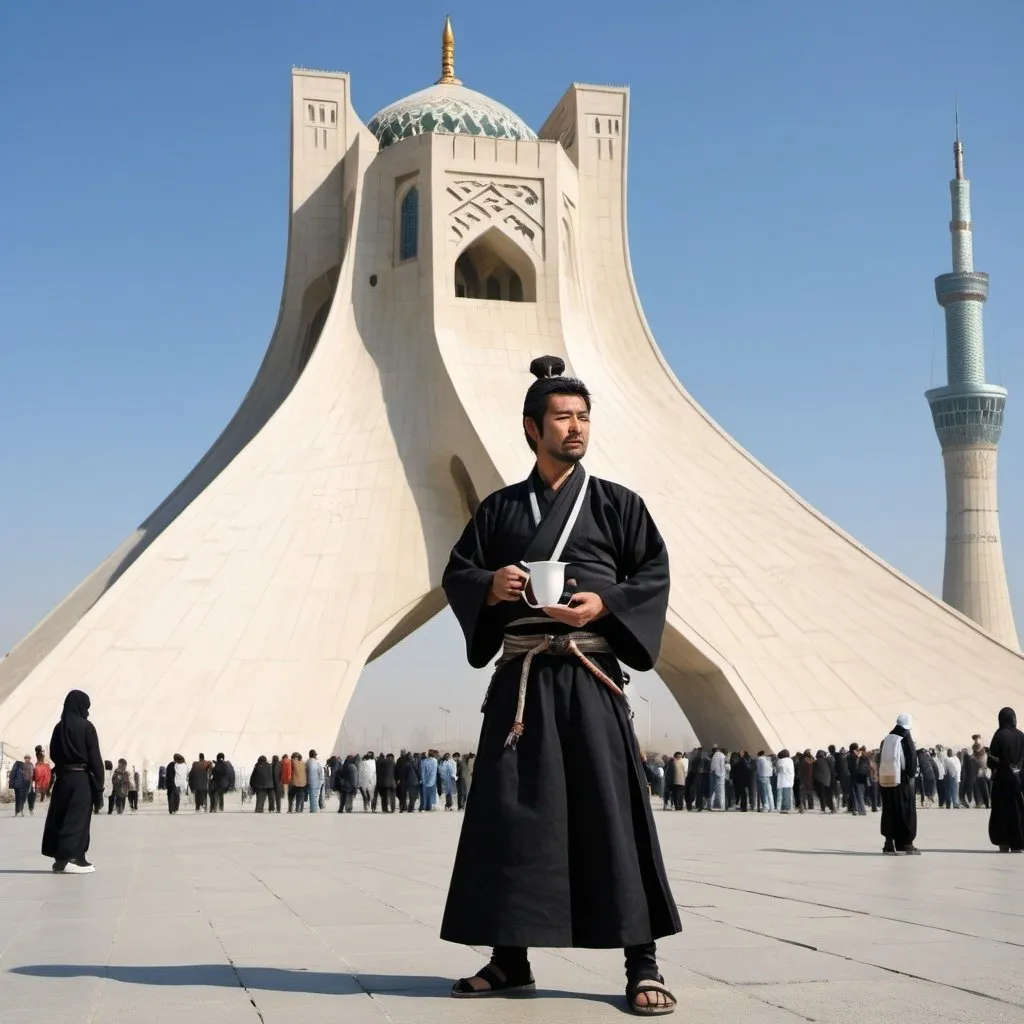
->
[8,965,623,1004]
[758,848,995,856]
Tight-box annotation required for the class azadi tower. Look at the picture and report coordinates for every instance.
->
[1,22,1021,767]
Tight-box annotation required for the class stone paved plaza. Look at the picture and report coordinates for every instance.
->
[1,801,1023,1023]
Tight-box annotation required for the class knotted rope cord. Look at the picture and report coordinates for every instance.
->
[496,632,629,749]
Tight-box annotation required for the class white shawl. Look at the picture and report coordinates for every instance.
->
[878,733,905,788]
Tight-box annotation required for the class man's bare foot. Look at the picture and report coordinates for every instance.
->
[462,964,505,992]
[627,975,676,1015]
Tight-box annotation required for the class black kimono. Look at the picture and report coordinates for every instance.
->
[41,690,104,864]
[880,726,917,849]
[440,465,681,948]
[987,708,1024,852]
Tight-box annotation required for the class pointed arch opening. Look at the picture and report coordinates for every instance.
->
[399,186,419,262]
[453,227,536,302]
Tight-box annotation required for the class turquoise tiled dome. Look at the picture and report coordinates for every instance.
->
[367,84,537,151]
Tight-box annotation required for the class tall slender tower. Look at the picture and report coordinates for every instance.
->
[925,126,1018,647]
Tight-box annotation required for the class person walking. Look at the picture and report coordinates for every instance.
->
[879,714,920,855]
[41,690,104,873]
[189,755,210,812]
[987,707,1024,853]
[110,759,131,814]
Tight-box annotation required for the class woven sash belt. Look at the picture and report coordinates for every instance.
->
[496,631,625,750]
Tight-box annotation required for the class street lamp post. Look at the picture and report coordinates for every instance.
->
[636,694,651,752]
[438,706,451,747]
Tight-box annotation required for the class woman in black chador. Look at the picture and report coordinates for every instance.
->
[440,358,680,1015]
[41,690,104,874]
[987,707,1024,853]
[879,713,920,855]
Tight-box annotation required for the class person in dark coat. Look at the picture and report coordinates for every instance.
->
[916,747,936,806]
[271,755,283,813]
[987,707,1024,853]
[250,756,274,812]
[165,758,178,814]
[879,714,919,855]
[843,744,858,813]
[732,753,750,811]
[812,751,833,812]
[797,751,814,812]
[397,753,419,813]
[210,753,234,813]
[41,690,104,873]
[333,756,358,813]
[377,753,397,813]
[189,755,210,812]
[961,747,979,808]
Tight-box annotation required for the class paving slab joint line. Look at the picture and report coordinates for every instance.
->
[205,920,267,1024]
[680,905,1024,1011]
[676,873,1024,949]
[231,865,399,1020]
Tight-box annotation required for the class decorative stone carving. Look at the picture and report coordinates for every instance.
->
[447,177,544,256]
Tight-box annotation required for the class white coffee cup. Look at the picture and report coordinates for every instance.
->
[521,560,568,608]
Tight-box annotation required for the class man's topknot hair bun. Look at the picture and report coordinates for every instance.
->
[529,355,566,379]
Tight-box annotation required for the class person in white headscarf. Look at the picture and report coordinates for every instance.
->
[878,714,920,855]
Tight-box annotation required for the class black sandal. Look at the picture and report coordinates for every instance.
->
[451,961,536,999]
[626,973,677,1016]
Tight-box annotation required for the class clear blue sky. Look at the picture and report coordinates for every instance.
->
[2,1,1022,750]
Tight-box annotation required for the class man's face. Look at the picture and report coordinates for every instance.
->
[527,394,590,464]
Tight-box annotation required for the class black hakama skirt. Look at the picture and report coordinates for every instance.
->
[41,772,93,862]
[440,651,681,949]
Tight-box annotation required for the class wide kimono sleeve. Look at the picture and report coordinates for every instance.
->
[597,492,670,671]
[442,497,505,669]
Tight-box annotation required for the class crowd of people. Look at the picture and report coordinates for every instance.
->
[16,695,1024,869]
[646,737,995,815]
[156,749,475,815]
[5,746,52,816]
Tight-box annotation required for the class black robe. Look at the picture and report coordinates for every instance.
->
[879,726,917,848]
[988,714,1024,851]
[440,465,681,948]
[41,693,104,863]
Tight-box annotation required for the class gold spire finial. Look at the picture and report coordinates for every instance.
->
[437,15,462,85]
